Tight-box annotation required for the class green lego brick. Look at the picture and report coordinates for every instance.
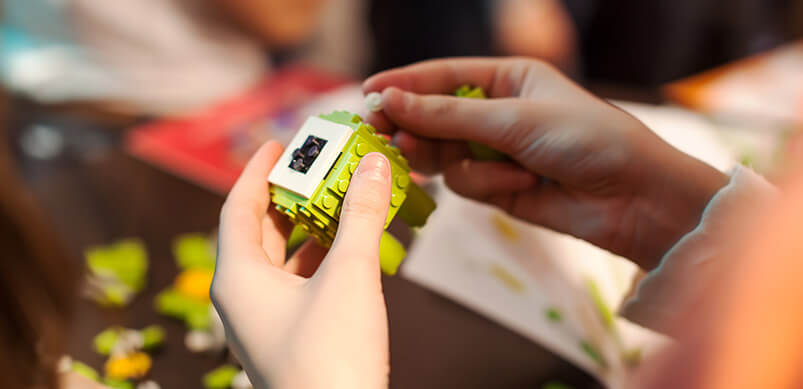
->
[86,239,148,293]
[155,290,210,330]
[71,361,100,382]
[379,231,406,275]
[270,112,435,275]
[103,378,134,389]
[93,328,120,356]
[455,86,509,161]
[173,234,216,271]
[142,325,166,350]
[203,365,239,389]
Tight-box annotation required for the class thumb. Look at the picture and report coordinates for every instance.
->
[329,152,393,266]
[379,87,542,158]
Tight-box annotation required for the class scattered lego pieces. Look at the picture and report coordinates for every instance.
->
[580,341,607,369]
[545,307,563,322]
[105,351,152,381]
[489,263,526,294]
[364,92,384,112]
[156,234,219,341]
[93,326,164,356]
[84,239,149,307]
[174,233,216,271]
[203,365,240,389]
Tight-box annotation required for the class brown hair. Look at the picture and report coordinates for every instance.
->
[0,90,78,388]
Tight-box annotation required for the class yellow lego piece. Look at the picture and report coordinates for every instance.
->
[175,269,214,302]
[105,352,152,380]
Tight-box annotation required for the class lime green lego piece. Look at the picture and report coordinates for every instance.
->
[455,86,509,161]
[93,328,120,356]
[173,234,216,270]
[103,378,134,389]
[455,85,487,99]
[203,365,239,389]
[155,290,210,330]
[86,239,148,294]
[142,325,166,350]
[71,361,100,382]
[379,231,406,275]
[286,225,310,250]
[270,111,435,275]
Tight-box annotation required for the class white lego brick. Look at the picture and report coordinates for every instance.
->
[268,116,354,199]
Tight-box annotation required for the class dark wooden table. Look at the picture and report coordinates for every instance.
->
[9,99,598,389]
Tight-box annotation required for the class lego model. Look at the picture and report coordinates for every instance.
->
[268,111,436,275]
[84,239,148,307]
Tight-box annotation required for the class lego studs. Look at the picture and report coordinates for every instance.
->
[364,92,384,112]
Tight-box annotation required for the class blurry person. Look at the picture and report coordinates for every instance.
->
[2,0,329,115]
[369,0,579,73]
[630,156,803,389]
[0,91,82,388]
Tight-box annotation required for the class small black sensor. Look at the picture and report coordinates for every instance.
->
[289,135,327,173]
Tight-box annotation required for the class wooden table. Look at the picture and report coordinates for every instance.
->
[9,98,599,389]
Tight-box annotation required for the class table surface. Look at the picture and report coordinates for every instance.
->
[9,98,600,389]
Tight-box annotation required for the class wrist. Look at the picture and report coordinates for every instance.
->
[635,151,729,269]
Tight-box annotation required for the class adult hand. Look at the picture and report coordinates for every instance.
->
[363,58,728,269]
[212,141,392,389]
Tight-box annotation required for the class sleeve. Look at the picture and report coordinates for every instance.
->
[621,166,778,333]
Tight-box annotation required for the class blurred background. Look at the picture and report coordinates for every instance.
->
[2,0,803,388]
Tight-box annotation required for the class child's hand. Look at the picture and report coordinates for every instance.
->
[364,58,728,269]
[212,142,391,389]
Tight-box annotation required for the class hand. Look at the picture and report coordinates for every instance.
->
[212,141,392,389]
[363,58,728,269]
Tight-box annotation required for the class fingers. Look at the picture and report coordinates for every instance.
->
[392,132,472,174]
[444,159,537,201]
[380,88,542,155]
[219,141,284,264]
[261,207,295,266]
[328,153,393,266]
[363,57,517,97]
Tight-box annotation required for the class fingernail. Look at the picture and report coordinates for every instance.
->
[355,152,391,183]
